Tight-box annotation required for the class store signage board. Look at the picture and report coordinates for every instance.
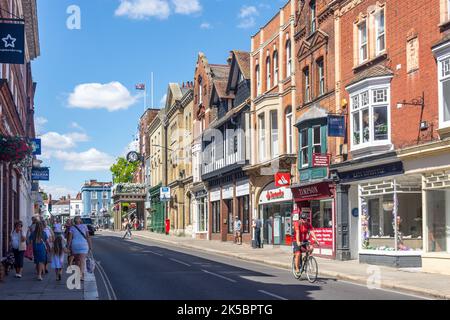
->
[31,138,41,155]
[328,115,346,137]
[314,228,333,247]
[160,187,170,201]
[210,188,221,202]
[337,162,404,183]
[259,187,292,205]
[275,173,291,187]
[236,181,250,197]
[222,184,234,199]
[0,22,25,64]
[292,182,332,202]
[31,167,49,181]
[312,153,330,167]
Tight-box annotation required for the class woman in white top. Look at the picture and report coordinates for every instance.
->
[10,221,27,278]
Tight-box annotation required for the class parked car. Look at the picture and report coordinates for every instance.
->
[81,217,95,236]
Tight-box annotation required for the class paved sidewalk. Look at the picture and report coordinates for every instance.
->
[105,229,450,300]
[0,258,97,300]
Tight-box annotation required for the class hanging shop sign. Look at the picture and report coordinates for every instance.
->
[31,138,41,155]
[327,115,346,137]
[337,161,404,183]
[292,182,333,202]
[31,167,49,181]
[312,153,330,167]
[275,173,291,187]
[126,151,141,163]
[0,22,25,64]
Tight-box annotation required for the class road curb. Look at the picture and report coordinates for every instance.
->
[104,230,448,300]
[83,269,99,300]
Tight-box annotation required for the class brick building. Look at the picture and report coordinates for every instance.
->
[328,0,449,272]
[245,0,297,247]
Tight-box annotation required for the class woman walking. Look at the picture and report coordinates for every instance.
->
[10,221,26,278]
[43,220,54,274]
[67,216,92,281]
[64,219,74,266]
[29,221,50,281]
[51,235,66,281]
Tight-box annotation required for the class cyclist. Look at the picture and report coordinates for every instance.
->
[293,212,319,275]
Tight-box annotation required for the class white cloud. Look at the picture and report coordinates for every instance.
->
[41,131,89,150]
[35,117,48,135]
[68,82,138,112]
[172,0,201,15]
[70,122,85,131]
[200,22,211,29]
[115,0,171,20]
[238,5,259,29]
[40,184,77,199]
[53,148,115,171]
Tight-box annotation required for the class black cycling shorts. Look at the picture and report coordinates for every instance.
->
[292,242,309,253]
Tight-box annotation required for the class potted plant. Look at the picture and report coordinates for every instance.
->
[0,135,33,163]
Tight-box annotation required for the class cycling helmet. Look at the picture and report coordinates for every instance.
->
[300,212,309,220]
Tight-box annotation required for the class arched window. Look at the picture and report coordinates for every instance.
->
[285,106,293,154]
[266,56,271,90]
[286,40,292,78]
[273,51,279,85]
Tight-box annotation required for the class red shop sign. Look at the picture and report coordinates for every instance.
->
[292,182,333,201]
[266,190,285,201]
[312,153,331,167]
[313,228,333,247]
[275,173,291,187]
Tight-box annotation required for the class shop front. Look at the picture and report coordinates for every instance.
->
[334,160,423,267]
[258,182,293,246]
[291,181,336,258]
[149,184,165,233]
[192,188,208,240]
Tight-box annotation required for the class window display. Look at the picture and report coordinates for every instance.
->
[426,189,450,253]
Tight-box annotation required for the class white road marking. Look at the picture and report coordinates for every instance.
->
[170,258,191,267]
[258,290,288,300]
[96,261,118,300]
[201,269,236,283]
[95,261,111,300]
[143,250,163,256]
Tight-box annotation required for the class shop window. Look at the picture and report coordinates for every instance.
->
[311,200,333,228]
[212,201,220,233]
[239,195,250,233]
[349,82,390,150]
[226,199,234,234]
[198,198,207,232]
[426,190,450,253]
[361,189,422,251]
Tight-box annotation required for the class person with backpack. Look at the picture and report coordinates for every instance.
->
[67,216,92,282]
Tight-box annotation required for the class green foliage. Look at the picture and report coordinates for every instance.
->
[110,157,139,183]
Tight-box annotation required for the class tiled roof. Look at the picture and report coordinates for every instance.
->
[210,64,230,80]
[233,50,250,80]
[432,33,450,50]
[346,64,394,88]
[213,79,235,99]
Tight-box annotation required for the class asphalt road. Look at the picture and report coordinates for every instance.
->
[91,233,426,300]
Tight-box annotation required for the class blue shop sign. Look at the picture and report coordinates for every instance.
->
[31,138,41,155]
[328,115,346,137]
[31,167,49,181]
[337,162,404,183]
[0,22,25,64]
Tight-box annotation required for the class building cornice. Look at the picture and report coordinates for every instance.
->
[397,139,450,160]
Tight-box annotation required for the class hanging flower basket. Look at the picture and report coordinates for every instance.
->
[0,135,33,164]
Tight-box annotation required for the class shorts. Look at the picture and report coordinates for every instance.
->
[292,241,309,253]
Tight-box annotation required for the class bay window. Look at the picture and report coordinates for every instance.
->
[270,110,279,158]
[300,128,309,168]
[358,21,368,63]
[375,10,386,55]
[350,82,390,149]
[312,126,322,155]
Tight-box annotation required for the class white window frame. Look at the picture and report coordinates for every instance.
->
[434,43,450,129]
[304,67,310,103]
[286,110,293,154]
[300,128,309,168]
[258,113,265,161]
[256,65,261,95]
[312,125,322,155]
[348,77,392,152]
[375,9,386,55]
[358,21,368,63]
[310,0,317,34]
[266,56,271,90]
[273,51,279,85]
[318,59,325,96]
[91,191,97,200]
[286,40,292,78]
[270,110,279,158]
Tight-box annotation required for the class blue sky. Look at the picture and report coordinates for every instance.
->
[35,0,286,198]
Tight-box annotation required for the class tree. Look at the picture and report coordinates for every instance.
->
[110,157,139,184]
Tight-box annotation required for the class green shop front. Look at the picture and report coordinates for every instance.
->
[149,184,166,233]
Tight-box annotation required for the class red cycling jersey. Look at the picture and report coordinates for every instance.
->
[293,220,313,242]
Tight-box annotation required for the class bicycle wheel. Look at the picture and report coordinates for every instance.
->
[305,256,318,283]
[292,256,301,279]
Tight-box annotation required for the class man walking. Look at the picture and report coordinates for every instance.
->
[122,218,132,239]
[254,218,262,248]
[234,216,242,245]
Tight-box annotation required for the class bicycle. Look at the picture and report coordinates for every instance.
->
[291,241,319,283]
